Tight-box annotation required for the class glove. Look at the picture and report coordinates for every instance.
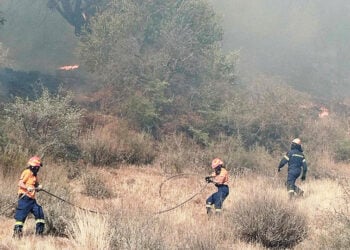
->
[205,176,213,183]
[36,184,43,191]
[27,186,34,192]
[301,176,306,181]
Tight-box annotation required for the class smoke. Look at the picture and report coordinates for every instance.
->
[0,0,78,73]
[211,0,350,99]
[1,0,350,99]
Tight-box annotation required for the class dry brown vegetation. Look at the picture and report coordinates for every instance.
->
[1,86,350,249]
[0,160,349,249]
[2,1,350,249]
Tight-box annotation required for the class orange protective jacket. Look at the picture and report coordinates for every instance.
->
[211,167,229,185]
[18,169,39,199]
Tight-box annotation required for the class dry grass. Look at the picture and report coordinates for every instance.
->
[0,162,349,249]
[157,133,208,173]
[69,211,111,250]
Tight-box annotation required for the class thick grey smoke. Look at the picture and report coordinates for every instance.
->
[1,0,349,99]
[0,0,78,72]
[212,0,350,99]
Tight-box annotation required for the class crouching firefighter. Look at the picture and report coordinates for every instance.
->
[205,158,229,215]
[13,156,45,238]
[278,138,308,199]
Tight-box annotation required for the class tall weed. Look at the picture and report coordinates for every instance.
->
[69,211,111,250]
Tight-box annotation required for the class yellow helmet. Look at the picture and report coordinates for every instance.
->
[211,158,224,169]
[27,156,42,167]
[292,138,301,145]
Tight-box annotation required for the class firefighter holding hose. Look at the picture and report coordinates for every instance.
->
[205,158,229,215]
[13,156,45,238]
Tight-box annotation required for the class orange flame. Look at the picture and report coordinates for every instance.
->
[58,65,79,70]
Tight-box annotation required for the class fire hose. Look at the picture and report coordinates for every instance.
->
[40,189,100,214]
[0,194,26,216]
[155,173,209,215]
[0,189,101,216]
[1,175,209,217]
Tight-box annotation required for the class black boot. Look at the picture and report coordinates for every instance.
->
[35,222,45,236]
[13,225,23,239]
[206,204,213,216]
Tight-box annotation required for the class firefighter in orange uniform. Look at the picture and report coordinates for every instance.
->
[13,156,45,238]
[205,158,229,215]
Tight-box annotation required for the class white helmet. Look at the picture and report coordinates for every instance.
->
[292,138,301,145]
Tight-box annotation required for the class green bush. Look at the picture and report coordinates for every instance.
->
[230,192,308,249]
[4,87,82,161]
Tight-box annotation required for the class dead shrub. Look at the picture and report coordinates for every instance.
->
[66,161,85,180]
[38,162,75,236]
[69,211,112,250]
[157,133,208,173]
[80,120,156,166]
[230,144,275,176]
[319,179,350,249]
[0,143,29,177]
[44,203,74,237]
[40,186,75,237]
[230,192,308,249]
[0,171,17,218]
[319,219,350,250]
[175,223,226,250]
[122,132,156,165]
[334,139,350,163]
[82,173,112,199]
[203,135,274,176]
[109,211,166,250]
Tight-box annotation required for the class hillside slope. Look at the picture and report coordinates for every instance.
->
[1,164,349,249]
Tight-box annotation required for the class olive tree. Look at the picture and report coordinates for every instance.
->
[79,0,237,133]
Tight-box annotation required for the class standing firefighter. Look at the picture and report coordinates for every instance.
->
[13,156,45,238]
[205,158,229,215]
[278,138,308,199]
